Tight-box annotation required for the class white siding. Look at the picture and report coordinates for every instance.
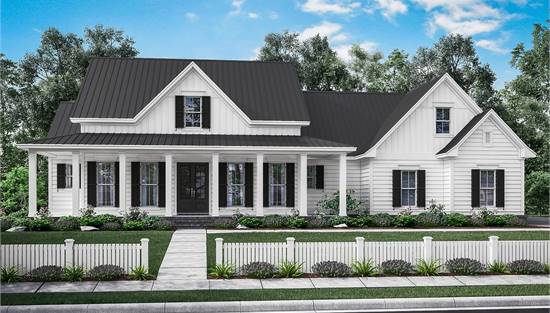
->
[48,157,73,216]
[80,69,301,136]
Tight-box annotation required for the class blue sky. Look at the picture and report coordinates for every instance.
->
[1,0,546,88]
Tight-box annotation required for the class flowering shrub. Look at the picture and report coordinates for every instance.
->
[507,260,545,274]
[27,266,64,282]
[380,259,413,276]
[446,258,484,275]
[312,261,352,277]
[240,262,277,278]
[88,265,124,280]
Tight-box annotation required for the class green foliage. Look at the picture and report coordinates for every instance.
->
[237,217,263,228]
[129,266,152,280]
[1,266,20,283]
[0,166,47,215]
[53,216,81,231]
[380,260,413,276]
[544,263,550,274]
[122,220,145,231]
[240,262,277,279]
[27,265,64,282]
[64,266,85,282]
[88,265,124,281]
[80,214,119,228]
[348,216,372,228]
[277,262,303,278]
[525,171,549,215]
[416,259,441,276]
[507,260,545,274]
[150,219,173,231]
[209,263,236,279]
[317,190,363,215]
[393,215,416,227]
[352,259,378,277]
[0,216,13,231]
[415,212,443,227]
[122,207,148,222]
[444,213,471,227]
[483,215,508,227]
[328,216,351,226]
[487,261,508,274]
[446,258,484,275]
[263,215,288,228]
[370,213,395,227]
[312,261,352,277]
[101,221,122,231]
[142,216,161,229]
[285,217,308,228]
[27,217,52,231]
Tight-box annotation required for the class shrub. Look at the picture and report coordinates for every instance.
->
[380,260,413,276]
[544,263,550,274]
[317,190,364,215]
[328,216,350,226]
[1,266,20,283]
[487,261,508,273]
[370,213,394,227]
[27,265,64,282]
[426,200,446,216]
[53,216,80,231]
[312,261,352,277]
[101,221,122,231]
[352,259,377,277]
[143,216,161,229]
[525,171,549,216]
[501,214,527,227]
[122,207,148,222]
[151,219,173,230]
[286,217,308,228]
[416,259,441,276]
[507,260,545,274]
[446,258,484,275]
[278,262,303,278]
[28,217,52,231]
[415,212,443,227]
[64,266,85,282]
[209,263,236,279]
[0,166,47,215]
[122,220,145,231]
[88,265,124,281]
[483,215,507,227]
[348,216,372,228]
[237,217,263,228]
[240,262,277,279]
[263,215,288,228]
[308,215,331,228]
[444,213,471,227]
[80,214,119,228]
[0,217,13,231]
[129,266,152,280]
[9,216,31,228]
[393,215,416,227]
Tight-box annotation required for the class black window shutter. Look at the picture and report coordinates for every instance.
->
[131,162,140,207]
[175,96,184,128]
[392,170,401,207]
[245,163,253,207]
[417,170,426,207]
[202,96,211,129]
[286,163,295,207]
[158,162,166,207]
[115,162,120,208]
[87,162,97,207]
[315,165,324,189]
[496,169,505,207]
[219,163,228,207]
[263,163,269,207]
[471,169,480,207]
[57,164,66,189]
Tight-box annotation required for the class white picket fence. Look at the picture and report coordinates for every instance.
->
[0,239,149,274]
[215,236,550,273]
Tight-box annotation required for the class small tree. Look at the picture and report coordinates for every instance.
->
[0,166,47,215]
[525,171,550,215]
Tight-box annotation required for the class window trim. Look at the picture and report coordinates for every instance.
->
[269,163,286,207]
[306,165,316,189]
[96,162,116,207]
[484,130,492,146]
[479,169,496,207]
[183,96,202,128]
[401,170,417,207]
[227,163,245,207]
[435,107,451,135]
[139,162,159,207]
[65,164,73,189]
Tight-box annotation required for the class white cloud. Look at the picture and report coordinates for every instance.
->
[184,12,199,22]
[475,39,507,54]
[374,0,407,20]
[299,21,344,41]
[334,41,378,62]
[332,33,349,42]
[251,46,261,60]
[248,12,259,19]
[230,0,245,15]
[301,0,360,15]
[268,11,279,19]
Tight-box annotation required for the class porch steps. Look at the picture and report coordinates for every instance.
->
[166,216,233,229]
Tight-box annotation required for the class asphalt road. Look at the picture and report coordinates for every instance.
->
[352,309,549,313]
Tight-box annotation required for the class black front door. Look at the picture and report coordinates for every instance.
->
[177,163,209,214]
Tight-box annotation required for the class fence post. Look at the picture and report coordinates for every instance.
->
[64,239,75,268]
[423,236,433,261]
[141,238,149,272]
[286,237,295,263]
[488,236,499,264]
[215,238,224,265]
[355,237,365,263]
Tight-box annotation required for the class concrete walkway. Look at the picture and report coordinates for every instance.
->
[2,275,549,293]
[156,229,207,281]
[208,227,550,234]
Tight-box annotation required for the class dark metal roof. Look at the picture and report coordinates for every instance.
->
[25,133,351,148]
[302,76,441,156]
[47,101,80,137]
[72,57,309,121]
[437,111,490,154]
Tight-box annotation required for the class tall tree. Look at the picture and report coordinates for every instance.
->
[348,44,385,92]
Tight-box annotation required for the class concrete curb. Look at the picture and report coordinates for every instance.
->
[3,296,549,313]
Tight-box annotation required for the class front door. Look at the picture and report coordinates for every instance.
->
[177,163,209,215]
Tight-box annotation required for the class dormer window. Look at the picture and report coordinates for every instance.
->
[184,96,202,127]
[436,108,450,134]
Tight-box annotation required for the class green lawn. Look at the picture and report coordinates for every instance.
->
[2,285,549,305]
[206,231,550,267]
[0,231,173,276]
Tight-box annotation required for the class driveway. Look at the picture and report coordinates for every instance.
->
[527,216,550,228]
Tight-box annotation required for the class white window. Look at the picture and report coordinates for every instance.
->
[227,163,245,207]
[480,170,495,207]
[484,131,491,145]
[436,108,450,134]
[269,163,286,206]
[401,171,416,207]
[97,162,115,207]
[184,96,201,127]
[65,164,73,188]
[307,165,316,189]
[140,162,158,206]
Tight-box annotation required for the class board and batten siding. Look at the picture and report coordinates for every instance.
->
[80,69,301,136]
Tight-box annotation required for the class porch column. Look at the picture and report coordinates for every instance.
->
[165,154,173,216]
[28,151,37,217]
[298,153,308,216]
[211,153,220,216]
[79,152,86,209]
[118,154,126,211]
[72,152,80,215]
[339,153,347,216]
[255,153,264,216]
